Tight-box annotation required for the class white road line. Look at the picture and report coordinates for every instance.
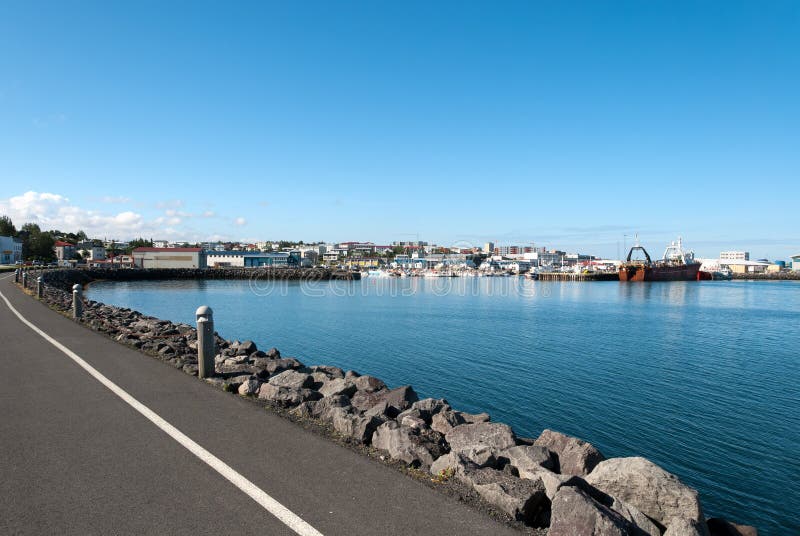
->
[0,286,324,536]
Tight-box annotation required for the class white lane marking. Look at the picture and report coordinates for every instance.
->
[0,287,324,536]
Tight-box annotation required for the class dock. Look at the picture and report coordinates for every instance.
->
[537,271,619,282]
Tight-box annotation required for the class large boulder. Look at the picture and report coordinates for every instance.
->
[665,517,707,536]
[501,445,558,475]
[549,486,634,536]
[371,421,446,469]
[268,370,313,390]
[351,385,419,416]
[237,377,262,396]
[608,497,662,536]
[258,384,320,407]
[318,378,357,398]
[236,340,257,355]
[352,375,386,393]
[310,365,345,379]
[409,398,450,422]
[586,457,706,532]
[311,395,352,422]
[446,423,517,461]
[534,429,605,476]
[329,408,386,444]
[262,358,304,375]
[463,467,549,526]
[430,451,481,477]
[431,410,465,435]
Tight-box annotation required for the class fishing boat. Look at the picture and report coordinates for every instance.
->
[619,237,701,282]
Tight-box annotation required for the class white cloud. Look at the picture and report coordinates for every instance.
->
[100,196,132,204]
[0,191,250,243]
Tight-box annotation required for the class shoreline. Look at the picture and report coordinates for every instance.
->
[14,268,760,536]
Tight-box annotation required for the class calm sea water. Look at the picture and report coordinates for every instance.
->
[87,277,800,534]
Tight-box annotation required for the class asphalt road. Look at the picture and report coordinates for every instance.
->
[0,275,519,535]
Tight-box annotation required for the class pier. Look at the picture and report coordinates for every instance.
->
[537,271,619,282]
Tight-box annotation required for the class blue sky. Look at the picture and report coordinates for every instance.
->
[1,1,798,259]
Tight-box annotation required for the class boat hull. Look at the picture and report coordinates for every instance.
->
[619,263,702,282]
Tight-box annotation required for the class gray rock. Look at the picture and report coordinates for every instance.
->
[264,358,304,375]
[350,385,419,416]
[237,377,262,396]
[400,414,428,430]
[330,408,386,444]
[501,445,557,474]
[258,384,320,407]
[431,410,465,435]
[318,378,357,398]
[446,423,517,459]
[311,395,352,422]
[371,421,445,469]
[430,452,477,477]
[549,486,633,536]
[521,467,585,500]
[534,428,605,476]
[311,365,345,379]
[268,370,313,390]
[459,411,491,424]
[237,340,257,355]
[410,398,450,422]
[352,375,386,393]
[665,517,706,536]
[289,401,315,418]
[265,347,281,358]
[586,457,706,532]
[609,497,662,536]
[464,467,549,526]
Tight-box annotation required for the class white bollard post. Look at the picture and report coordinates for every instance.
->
[14,269,19,283]
[37,277,43,299]
[22,271,28,288]
[72,284,83,319]
[196,305,215,378]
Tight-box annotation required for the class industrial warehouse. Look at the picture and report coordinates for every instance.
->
[131,247,301,269]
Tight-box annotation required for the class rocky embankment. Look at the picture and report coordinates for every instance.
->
[37,266,358,291]
[18,269,757,536]
[731,272,799,281]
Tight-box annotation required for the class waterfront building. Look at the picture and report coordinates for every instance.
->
[493,245,535,256]
[484,242,494,254]
[791,254,800,271]
[720,251,749,261]
[205,251,300,268]
[54,241,76,261]
[719,259,771,274]
[132,247,206,269]
[77,245,106,261]
[522,249,567,268]
[0,235,23,264]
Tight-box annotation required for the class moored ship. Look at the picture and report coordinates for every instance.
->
[619,237,702,282]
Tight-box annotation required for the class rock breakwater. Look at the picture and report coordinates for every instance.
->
[37,266,358,292]
[16,269,758,536]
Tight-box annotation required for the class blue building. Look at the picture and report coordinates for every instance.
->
[0,235,23,264]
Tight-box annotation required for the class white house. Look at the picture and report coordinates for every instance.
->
[791,254,800,272]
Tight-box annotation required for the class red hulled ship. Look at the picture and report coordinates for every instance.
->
[619,237,702,282]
